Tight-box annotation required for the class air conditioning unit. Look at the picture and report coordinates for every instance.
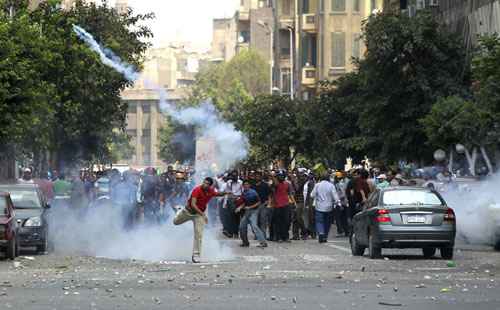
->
[302,14,317,33]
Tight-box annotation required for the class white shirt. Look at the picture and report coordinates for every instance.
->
[310,180,340,212]
[223,179,243,196]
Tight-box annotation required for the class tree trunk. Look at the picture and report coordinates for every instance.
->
[480,145,494,175]
[464,146,478,176]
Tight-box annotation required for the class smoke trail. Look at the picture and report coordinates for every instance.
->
[73,25,141,82]
[73,24,248,171]
[441,174,500,247]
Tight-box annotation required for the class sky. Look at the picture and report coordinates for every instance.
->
[107,0,239,51]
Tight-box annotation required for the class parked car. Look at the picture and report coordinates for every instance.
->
[350,187,456,259]
[0,192,18,259]
[0,184,50,254]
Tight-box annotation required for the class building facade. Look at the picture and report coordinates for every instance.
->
[212,0,384,99]
[384,0,500,51]
[119,45,209,169]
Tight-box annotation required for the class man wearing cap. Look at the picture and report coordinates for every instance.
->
[376,174,390,189]
[174,177,227,263]
[18,168,34,184]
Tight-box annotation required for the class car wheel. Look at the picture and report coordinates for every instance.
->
[440,247,454,259]
[422,247,436,258]
[6,238,16,260]
[368,231,381,259]
[350,232,366,256]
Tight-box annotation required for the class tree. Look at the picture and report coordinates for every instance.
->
[422,96,495,175]
[27,0,153,169]
[354,11,468,162]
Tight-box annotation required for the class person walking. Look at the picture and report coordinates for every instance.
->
[271,171,295,243]
[221,171,243,238]
[303,173,316,239]
[333,172,349,237]
[252,172,272,240]
[174,177,226,263]
[292,172,307,240]
[310,174,340,243]
[236,180,268,248]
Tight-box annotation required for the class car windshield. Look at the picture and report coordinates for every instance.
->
[383,190,442,206]
[5,189,41,209]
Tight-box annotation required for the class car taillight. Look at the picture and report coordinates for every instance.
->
[376,209,391,224]
[444,208,456,222]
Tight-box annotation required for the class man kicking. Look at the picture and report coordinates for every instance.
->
[174,177,226,263]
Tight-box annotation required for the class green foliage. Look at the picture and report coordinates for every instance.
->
[106,130,134,163]
[355,11,468,161]
[159,49,267,164]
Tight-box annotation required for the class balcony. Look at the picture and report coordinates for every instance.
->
[302,66,317,87]
[302,14,317,33]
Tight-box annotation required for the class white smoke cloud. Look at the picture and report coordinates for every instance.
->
[48,203,232,262]
[66,25,250,261]
[441,174,500,247]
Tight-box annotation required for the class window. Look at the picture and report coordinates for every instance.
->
[0,197,6,214]
[382,190,443,206]
[127,102,137,114]
[331,32,346,67]
[282,0,291,15]
[302,0,309,13]
[301,35,317,67]
[353,0,361,12]
[352,33,361,59]
[331,0,345,11]
[280,68,291,95]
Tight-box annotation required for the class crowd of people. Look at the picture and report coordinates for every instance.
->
[16,164,450,263]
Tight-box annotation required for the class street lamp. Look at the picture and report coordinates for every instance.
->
[257,20,274,95]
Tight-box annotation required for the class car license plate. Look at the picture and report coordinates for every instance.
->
[407,215,426,223]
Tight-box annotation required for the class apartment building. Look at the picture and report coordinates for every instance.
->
[213,0,384,99]
[384,0,500,51]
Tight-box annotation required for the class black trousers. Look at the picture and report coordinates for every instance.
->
[333,206,349,235]
[271,205,290,241]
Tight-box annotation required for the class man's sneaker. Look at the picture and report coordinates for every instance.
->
[292,236,300,241]
[239,243,250,247]
[257,242,268,248]
[222,231,232,238]
[192,255,201,264]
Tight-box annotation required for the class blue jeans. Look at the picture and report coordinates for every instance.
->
[240,208,266,244]
[315,210,333,239]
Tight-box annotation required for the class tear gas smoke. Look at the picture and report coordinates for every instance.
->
[441,174,500,246]
[48,203,232,262]
[60,25,250,261]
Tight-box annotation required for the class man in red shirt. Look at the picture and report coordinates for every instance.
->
[271,171,296,242]
[174,177,226,263]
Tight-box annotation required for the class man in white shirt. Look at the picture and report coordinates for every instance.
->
[18,168,35,184]
[310,174,340,243]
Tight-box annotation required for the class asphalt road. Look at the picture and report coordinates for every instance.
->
[1,234,499,310]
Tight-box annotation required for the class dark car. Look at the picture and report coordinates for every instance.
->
[0,184,50,254]
[350,187,456,259]
[0,192,18,259]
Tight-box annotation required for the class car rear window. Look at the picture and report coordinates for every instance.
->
[8,190,41,209]
[0,197,6,213]
[383,190,443,206]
